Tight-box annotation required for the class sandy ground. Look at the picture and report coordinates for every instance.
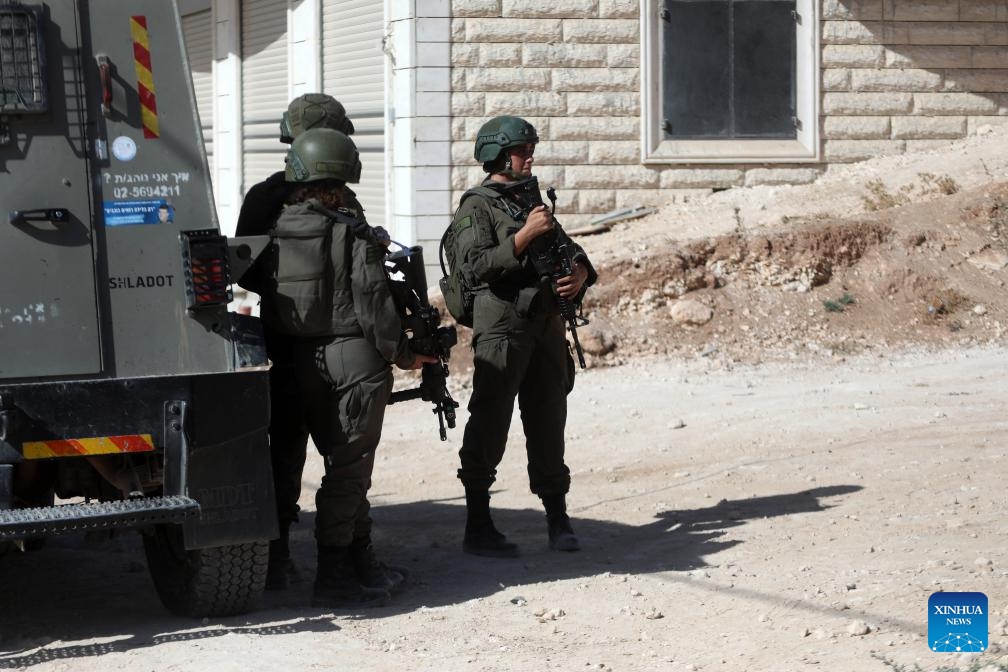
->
[5,129,1008,672]
[2,344,1007,672]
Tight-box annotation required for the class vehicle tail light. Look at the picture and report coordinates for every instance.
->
[180,230,233,309]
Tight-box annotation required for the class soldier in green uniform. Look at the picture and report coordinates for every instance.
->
[237,94,364,240]
[452,116,597,557]
[269,127,436,608]
[236,94,385,591]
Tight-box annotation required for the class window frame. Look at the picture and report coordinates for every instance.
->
[641,0,820,164]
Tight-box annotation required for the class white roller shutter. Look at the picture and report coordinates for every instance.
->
[181,9,214,180]
[322,1,385,227]
[241,0,289,191]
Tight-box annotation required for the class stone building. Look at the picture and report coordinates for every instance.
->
[450,0,1008,231]
[180,0,1008,275]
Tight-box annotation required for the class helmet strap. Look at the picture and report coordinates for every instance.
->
[497,169,525,181]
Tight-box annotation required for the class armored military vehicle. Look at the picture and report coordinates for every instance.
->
[0,1,277,616]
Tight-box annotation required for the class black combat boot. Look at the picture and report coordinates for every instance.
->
[266,526,301,590]
[349,536,408,593]
[311,545,390,609]
[541,494,580,552]
[462,489,519,558]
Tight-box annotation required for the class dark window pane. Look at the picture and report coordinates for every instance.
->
[662,2,730,138]
[734,1,795,137]
[661,0,796,141]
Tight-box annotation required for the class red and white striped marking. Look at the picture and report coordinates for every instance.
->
[23,434,155,459]
[130,15,159,139]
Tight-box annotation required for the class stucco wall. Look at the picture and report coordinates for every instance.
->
[450,0,1008,227]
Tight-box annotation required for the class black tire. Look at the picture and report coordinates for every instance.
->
[143,524,269,618]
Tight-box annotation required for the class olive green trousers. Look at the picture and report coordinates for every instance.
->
[295,335,392,548]
[458,293,575,496]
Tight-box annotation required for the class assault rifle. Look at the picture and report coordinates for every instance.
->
[497,177,589,368]
[384,244,460,441]
[308,202,458,439]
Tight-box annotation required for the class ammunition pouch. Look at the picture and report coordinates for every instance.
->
[438,272,473,328]
[485,284,542,319]
[515,286,540,319]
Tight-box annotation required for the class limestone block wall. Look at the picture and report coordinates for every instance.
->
[450,0,1008,228]
[451,0,648,229]
[821,0,1008,161]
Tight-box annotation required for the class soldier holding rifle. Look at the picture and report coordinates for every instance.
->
[450,116,597,557]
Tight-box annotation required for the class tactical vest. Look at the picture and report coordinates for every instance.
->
[259,201,361,338]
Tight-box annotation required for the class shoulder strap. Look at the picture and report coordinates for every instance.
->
[306,201,373,239]
[438,230,450,277]
[439,186,510,275]
[463,186,502,201]
[440,187,494,275]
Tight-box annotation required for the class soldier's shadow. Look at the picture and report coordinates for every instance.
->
[0,484,860,665]
[271,484,862,616]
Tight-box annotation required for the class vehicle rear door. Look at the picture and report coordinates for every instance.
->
[0,2,102,379]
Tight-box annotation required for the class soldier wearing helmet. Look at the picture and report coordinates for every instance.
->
[265,127,435,609]
[236,93,356,593]
[279,93,355,143]
[451,116,597,557]
[235,95,396,600]
[236,93,361,241]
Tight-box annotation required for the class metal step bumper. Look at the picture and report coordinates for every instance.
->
[0,495,200,539]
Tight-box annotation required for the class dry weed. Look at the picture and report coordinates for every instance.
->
[989,199,1008,244]
[861,173,960,211]
[924,288,970,321]
[918,172,960,196]
[861,179,913,211]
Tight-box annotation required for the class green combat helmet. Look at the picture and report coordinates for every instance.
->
[474,115,539,173]
[279,93,355,143]
[285,128,362,184]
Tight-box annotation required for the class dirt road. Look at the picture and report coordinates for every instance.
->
[2,345,1006,672]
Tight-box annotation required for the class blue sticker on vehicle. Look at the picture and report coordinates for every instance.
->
[103,200,174,226]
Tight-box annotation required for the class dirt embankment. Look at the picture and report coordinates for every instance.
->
[423,130,1008,386]
[577,181,1008,368]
